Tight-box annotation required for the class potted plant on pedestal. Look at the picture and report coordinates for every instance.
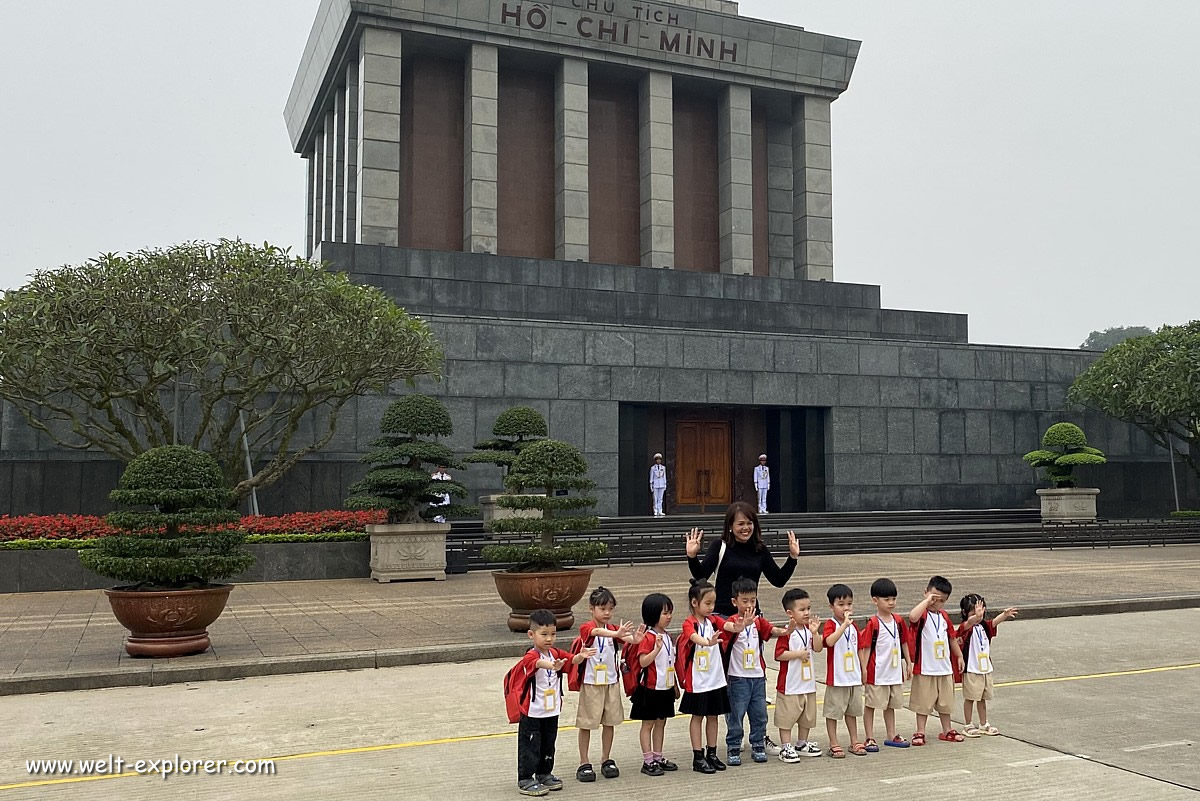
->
[78,446,254,657]
[1023,422,1107,521]
[464,405,547,523]
[481,439,606,631]
[347,394,472,581]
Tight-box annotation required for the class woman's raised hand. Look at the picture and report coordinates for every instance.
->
[685,527,703,558]
[787,530,800,559]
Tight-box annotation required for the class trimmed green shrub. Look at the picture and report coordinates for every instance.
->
[464,406,547,476]
[481,439,605,572]
[346,394,475,524]
[78,446,254,588]
[1169,510,1200,519]
[1022,422,1106,488]
[3,531,368,550]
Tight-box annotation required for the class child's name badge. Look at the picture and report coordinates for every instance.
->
[742,648,758,670]
[890,647,900,669]
[666,666,676,688]
[843,651,856,673]
[979,652,990,670]
[594,663,607,684]
[544,687,557,712]
[934,640,947,660]
[696,649,711,673]
[800,658,813,682]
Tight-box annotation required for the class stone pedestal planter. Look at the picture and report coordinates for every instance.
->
[368,522,451,581]
[492,568,594,632]
[479,494,545,523]
[105,584,233,657]
[1037,487,1100,522]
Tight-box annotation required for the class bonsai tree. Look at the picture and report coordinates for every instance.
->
[1023,422,1107,488]
[346,394,473,524]
[481,439,606,571]
[79,446,254,589]
[463,406,548,476]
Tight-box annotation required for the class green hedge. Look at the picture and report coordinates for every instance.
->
[1169,510,1200,519]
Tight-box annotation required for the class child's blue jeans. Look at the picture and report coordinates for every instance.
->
[726,675,768,752]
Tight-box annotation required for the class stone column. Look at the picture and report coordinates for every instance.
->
[638,71,673,269]
[311,130,325,252]
[304,152,315,258]
[355,27,403,247]
[463,43,499,254]
[718,84,754,275]
[332,91,346,242]
[792,95,834,281]
[343,60,359,244]
[766,119,794,278]
[322,110,336,242]
[555,58,589,262]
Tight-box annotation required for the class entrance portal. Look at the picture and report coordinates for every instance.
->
[675,420,732,510]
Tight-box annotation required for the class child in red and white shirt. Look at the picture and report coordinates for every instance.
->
[724,577,792,766]
[775,588,824,762]
[628,593,680,776]
[955,593,1018,737]
[822,583,865,758]
[858,577,913,750]
[906,575,966,746]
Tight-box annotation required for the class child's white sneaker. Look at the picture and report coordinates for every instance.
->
[799,741,822,757]
[764,736,781,756]
[778,744,802,764]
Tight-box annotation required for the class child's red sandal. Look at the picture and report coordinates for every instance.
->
[938,730,965,743]
[911,732,926,746]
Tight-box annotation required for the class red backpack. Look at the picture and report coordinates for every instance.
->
[566,636,587,692]
[621,639,646,697]
[502,651,536,724]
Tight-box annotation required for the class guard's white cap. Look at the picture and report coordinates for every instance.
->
[758,454,768,460]
[653,452,663,459]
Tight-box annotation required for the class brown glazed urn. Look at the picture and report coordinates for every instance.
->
[492,568,594,632]
[104,585,233,657]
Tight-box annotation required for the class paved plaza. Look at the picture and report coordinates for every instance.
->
[2,545,1199,694]
[2,608,1197,799]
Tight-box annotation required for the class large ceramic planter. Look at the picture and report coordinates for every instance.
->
[105,584,233,657]
[1037,487,1100,522]
[368,522,450,582]
[492,568,594,632]
[479,493,545,524]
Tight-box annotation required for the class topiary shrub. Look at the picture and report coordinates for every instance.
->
[481,439,605,572]
[78,446,254,589]
[463,406,548,476]
[345,394,475,524]
[1023,422,1107,488]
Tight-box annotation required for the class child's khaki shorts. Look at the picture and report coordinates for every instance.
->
[576,681,625,729]
[907,673,954,715]
[775,691,817,730]
[962,671,995,702]
[864,683,904,710]
[822,684,863,720]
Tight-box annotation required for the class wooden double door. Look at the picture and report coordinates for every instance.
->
[675,421,731,508]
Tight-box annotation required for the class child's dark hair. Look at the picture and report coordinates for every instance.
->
[928,575,952,595]
[589,586,617,607]
[529,609,556,628]
[641,593,674,627]
[782,588,809,611]
[959,593,986,623]
[688,579,716,609]
[870,578,898,598]
[826,583,853,603]
[731,577,758,597]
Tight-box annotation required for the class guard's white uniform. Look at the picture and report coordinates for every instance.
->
[430,471,451,523]
[649,463,667,516]
[753,464,770,514]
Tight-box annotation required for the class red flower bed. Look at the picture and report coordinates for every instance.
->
[0,509,386,542]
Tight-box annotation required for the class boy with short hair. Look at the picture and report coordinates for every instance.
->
[506,609,596,796]
[858,578,912,750]
[821,584,866,758]
[906,576,966,746]
[774,588,824,762]
[725,577,791,766]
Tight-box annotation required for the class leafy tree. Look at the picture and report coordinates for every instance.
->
[481,439,606,572]
[0,240,442,498]
[1079,325,1153,351]
[345,394,474,524]
[1022,422,1107,488]
[1069,321,1200,480]
[463,406,547,475]
[79,446,253,588]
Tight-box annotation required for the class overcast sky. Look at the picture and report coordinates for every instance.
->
[1,1,1196,349]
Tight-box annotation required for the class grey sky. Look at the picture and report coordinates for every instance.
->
[1,1,1196,349]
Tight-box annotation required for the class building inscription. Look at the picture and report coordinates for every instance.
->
[499,1,740,64]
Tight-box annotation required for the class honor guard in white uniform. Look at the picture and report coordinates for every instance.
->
[649,453,667,516]
[430,466,452,523]
[754,454,770,514]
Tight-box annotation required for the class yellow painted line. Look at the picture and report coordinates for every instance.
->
[3,661,1198,792]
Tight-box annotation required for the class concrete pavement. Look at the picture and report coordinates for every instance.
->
[2,609,1198,799]
[2,544,1200,694]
